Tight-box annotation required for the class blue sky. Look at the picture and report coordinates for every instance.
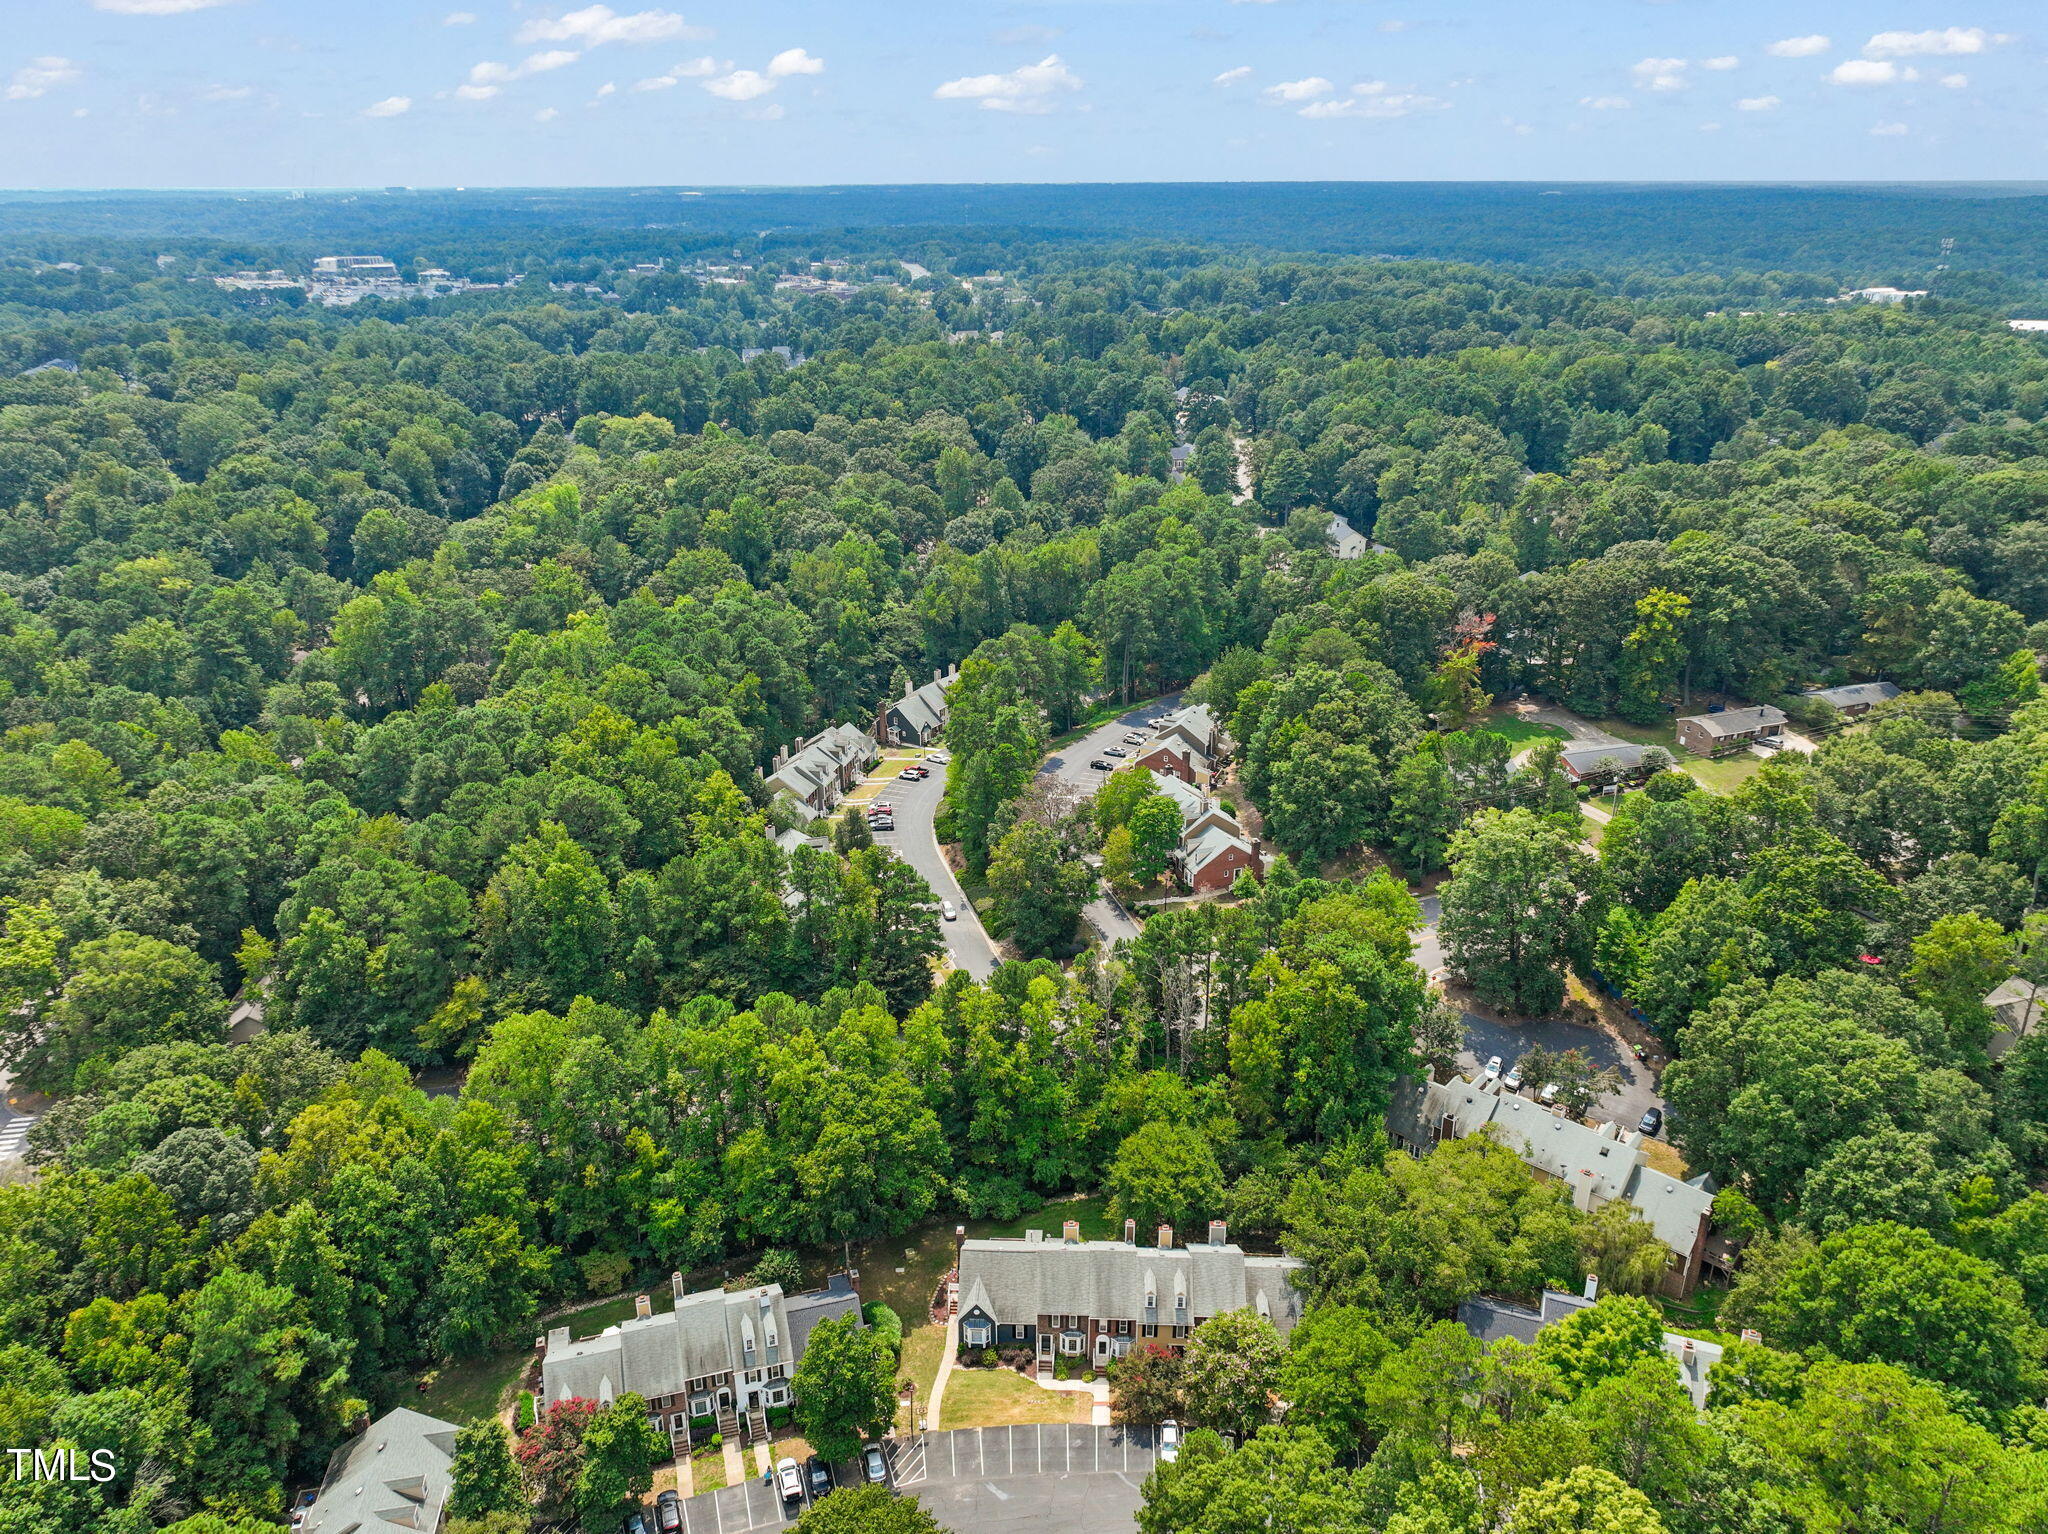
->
[2,0,2042,187]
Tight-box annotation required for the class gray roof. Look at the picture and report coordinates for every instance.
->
[303,1407,458,1534]
[1559,742,1653,773]
[1327,513,1371,559]
[766,722,876,806]
[1181,823,1256,879]
[1802,681,1901,710]
[889,676,954,739]
[1459,1292,1723,1407]
[543,1283,819,1406]
[1679,704,1787,738]
[957,1235,1304,1336]
[1388,1075,1713,1262]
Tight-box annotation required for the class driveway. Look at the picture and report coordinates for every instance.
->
[1410,897,1665,1132]
[667,1425,1160,1534]
[863,757,1000,981]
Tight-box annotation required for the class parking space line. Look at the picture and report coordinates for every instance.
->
[712,1484,725,1534]
[1036,1423,1044,1474]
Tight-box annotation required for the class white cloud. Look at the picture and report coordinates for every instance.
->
[704,69,774,100]
[1939,71,1969,87]
[1871,120,1909,135]
[1829,58,1898,84]
[534,105,560,121]
[516,6,706,48]
[1702,56,1739,70]
[453,83,498,101]
[1735,94,1780,110]
[6,58,83,100]
[1379,19,1409,33]
[1299,88,1445,119]
[465,51,582,94]
[1699,121,1722,131]
[1766,34,1831,57]
[595,81,617,96]
[1502,116,1533,135]
[632,74,678,91]
[362,95,412,117]
[201,84,254,100]
[1579,95,1632,109]
[90,0,235,11]
[443,10,476,23]
[766,47,824,77]
[635,56,725,89]
[1213,65,1254,87]
[933,54,1084,113]
[1262,76,1333,103]
[522,50,581,74]
[1865,27,2002,57]
[1631,56,1689,91]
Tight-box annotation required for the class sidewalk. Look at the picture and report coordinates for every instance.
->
[924,1314,960,1430]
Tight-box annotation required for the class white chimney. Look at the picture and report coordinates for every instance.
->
[1207,1220,1227,1247]
[1062,1220,1081,1245]
[1584,1273,1600,1301]
[634,1294,652,1319]
[1157,1224,1173,1250]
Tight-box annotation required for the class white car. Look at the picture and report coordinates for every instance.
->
[927,751,949,765]
[1503,1064,1523,1092]
[776,1457,803,1507]
[1483,1055,1503,1082]
[942,900,957,921]
[1159,1420,1180,1463]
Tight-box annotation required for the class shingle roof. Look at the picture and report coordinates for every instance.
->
[890,676,954,739]
[957,1236,1303,1336]
[1802,681,1901,710]
[1327,514,1371,559]
[302,1408,458,1534]
[1460,1292,1721,1406]
[542,1283,820,1406]
[1679,705,1786,737]
[1181,824,1256,879]
[1559,742,1653,773]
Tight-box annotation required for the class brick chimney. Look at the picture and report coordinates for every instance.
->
[1062,1219,1081,1245]
[1123,1218,1137,1245]
[634,1294,652,1319]
[1156,1224,1173,1250]
[1207,1220,1227,1247]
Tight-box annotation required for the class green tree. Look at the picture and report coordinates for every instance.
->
[790,1315,895,1462]
[1532,1295,1666,1397]
[1616,589,1690,726]
[449,1418,524,1522]
[1275,1305,1390,1449]
[1506,1466,1667,1534]
[1127,795,1184,887]
[791,1485,945,1533]
[1138,1426,1370,1534]
[1440,809,1598,1016]
[1110,1340,1185,1427]
[575,1394,667,1532]
[1106,1122,1226,1238]
[988,821,1094,959]
[15,931,228,1093]
[1180,1309,1284,1440]
[1576,1202,1671,1297]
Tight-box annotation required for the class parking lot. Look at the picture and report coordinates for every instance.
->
[667,1425,1164,1534]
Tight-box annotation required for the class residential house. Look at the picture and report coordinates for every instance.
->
[1130,703,1225,786]
[956,1220,1303,1369]
[1801,681,1901,717]
[1674,705,1786,757]
[1558,742,1659,786]
[1459,1286,1724,1407]
[763,722,879,821]
[1387,1075,1716,1296]
[1326,513,1372,560]
[1985,977,2045,1060]
[878,670,957,747]
[541,1274,862,1448]
[301,1407,459,1534]
[1141,769,1264,894]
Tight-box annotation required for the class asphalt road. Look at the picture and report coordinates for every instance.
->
[871,758,1001,981]
[1039,694,1185,951]
[668,1426,1160,1534]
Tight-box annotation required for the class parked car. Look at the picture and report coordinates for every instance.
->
[871,801,893,814]
[1503,1063,1523,1092]
[942,900,957,921]
[807,1456,833,1500]
[1483,1055,1503,1082]
[863,1442,889,1484]
[869,819,894,832]
[1104,746,1127,758]
[1089,758,1113,771]
[1639,1107,1665,1138]
[655,1490,682,1533]
[1121,732,1144,745]
[777,1457,804,1508]
[1539,1082,1560,1105]
[927,750,950,764]
[623,1512,651,1534]
[1159,1420,1181,1463]
[900,765,927,780]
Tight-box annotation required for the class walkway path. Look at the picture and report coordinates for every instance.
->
[924,1314,960,1430]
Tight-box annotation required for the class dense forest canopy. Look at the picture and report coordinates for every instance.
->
[5,187,2048,1534]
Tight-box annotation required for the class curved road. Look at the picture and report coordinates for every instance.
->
[870,760,1001,980]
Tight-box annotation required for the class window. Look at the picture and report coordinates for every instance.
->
[670,1413,690,1431]
[1060,1332,1085,1356]
[964,1323,992,1348]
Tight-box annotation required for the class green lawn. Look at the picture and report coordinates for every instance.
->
[1483,716,1570,747]
[939,1367,1091,1429]
[897,1323,947,1432]
[1681,752,1765,794]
